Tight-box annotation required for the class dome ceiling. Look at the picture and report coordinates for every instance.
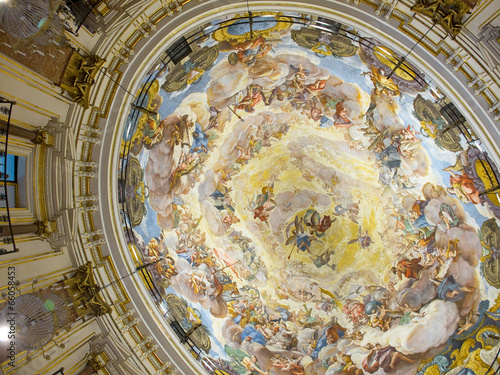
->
[118,11,500,375]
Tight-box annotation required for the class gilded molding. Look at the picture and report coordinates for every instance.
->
[60,53,106,110]
[69,1,500,374]
[411,0,478,38]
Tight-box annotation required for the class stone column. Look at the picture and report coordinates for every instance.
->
[0,120,52,145]
[76,364,96,375]
[0,220,56,238]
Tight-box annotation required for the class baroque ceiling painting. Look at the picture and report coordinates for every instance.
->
[119,12,500,375]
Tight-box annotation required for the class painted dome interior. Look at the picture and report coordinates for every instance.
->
[119,11,500,375]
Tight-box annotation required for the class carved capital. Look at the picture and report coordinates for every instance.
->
[88,353,106,371]
[32,129,54,146]
[35,220,57,238]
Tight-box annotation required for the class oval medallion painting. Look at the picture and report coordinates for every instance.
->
[118,12,500,375]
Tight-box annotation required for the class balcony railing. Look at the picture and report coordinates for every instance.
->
[0,98,18,256]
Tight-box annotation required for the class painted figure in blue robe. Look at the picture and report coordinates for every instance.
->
[210,187,235,212]
[311,319,346,359]
[320,115,334,128]
[431,275,474,302]
[379,144,401,170]
[410,200,432,231]
[190,122,209,153]
[286,215,321,256]
[240,324,267,345]
[296,233,312,252]
[175,246,195,264]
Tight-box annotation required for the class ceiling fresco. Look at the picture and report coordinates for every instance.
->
[118,12,500,375]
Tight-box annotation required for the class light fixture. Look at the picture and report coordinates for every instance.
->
[0,325,10,341]
[0,0,66,45]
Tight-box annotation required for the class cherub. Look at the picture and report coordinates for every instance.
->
[169,114,193,147]
[432,239,461,281]
[336,353,363,375]
[457,311,478,334]
[170,154,202,189]
[367,303,392,331]
[187,270,208,295]
[363,344,414,373]
[334,202,360,224]
[397,303,425,325]
[345,330,364,341]
[271,355,304,375]
[348,227,374,249]
[242,355,269,375]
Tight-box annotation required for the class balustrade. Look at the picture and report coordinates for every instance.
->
[0,98,18,255]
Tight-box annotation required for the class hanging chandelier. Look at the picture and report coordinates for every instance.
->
[0,0,66,45]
